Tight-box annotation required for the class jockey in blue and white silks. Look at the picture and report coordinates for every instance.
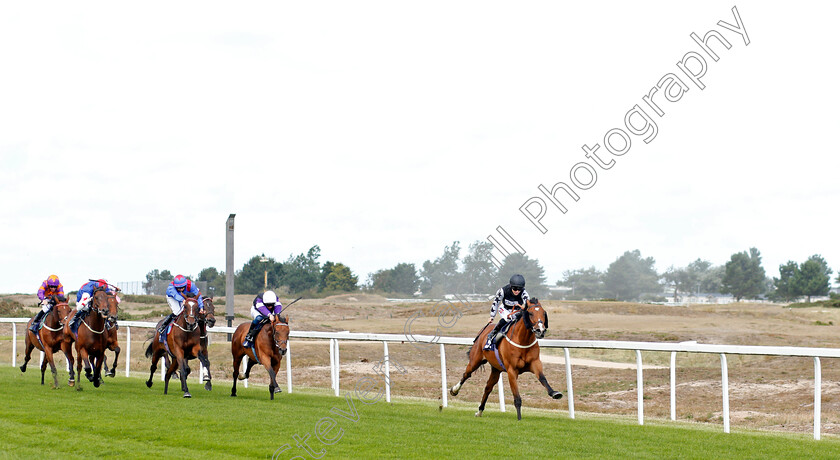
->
[158,275,204,333]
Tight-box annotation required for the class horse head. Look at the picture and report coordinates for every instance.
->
[105,292,119,328]
[523,298,548,339]
[92,288,112,320]
[53,298,72,325]
[200,296,216,328]
[272,315,290,356]
[182,297,199,332]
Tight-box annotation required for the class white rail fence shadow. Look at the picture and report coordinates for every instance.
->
[1,318,836,440]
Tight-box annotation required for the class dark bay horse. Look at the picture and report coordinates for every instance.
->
[230,315,289,400]
[19,297,72,388]
[449,298,562,420]
[144,298,210,398]
[64,288,118,390]
[101,291,121,378]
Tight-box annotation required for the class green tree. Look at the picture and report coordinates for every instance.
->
[369,263,420,295]
[319,261,335,291]
[420,241,461,297]
[772,261,801,302]
[497,253,548,298]
[798,255,832,302]
[461,241,498,294]
[323,263,358,292]
[603,250,660,301]
[559,267,604,299]
[197,266,226,297]
[235,255,285,295]
[720,247,766,301]
[699,265,724,293]
[143,269,174,294]
[280,245,322,293]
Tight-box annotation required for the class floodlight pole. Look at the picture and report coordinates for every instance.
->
[226,214,236,341]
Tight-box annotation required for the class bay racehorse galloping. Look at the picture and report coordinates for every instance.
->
[450,298,562,420]
[66,288,118,390]
[230,315,289,400]
[183,296,216,391]
[19,297,72,388]
[100,291,121,378]
[144,297,210,397]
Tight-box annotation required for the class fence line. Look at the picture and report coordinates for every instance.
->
[1,318,834,440]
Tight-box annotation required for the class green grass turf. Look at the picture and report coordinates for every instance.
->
[0,366,839,459]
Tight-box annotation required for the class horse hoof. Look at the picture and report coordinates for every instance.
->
[19,365,26,373]
[145,380,153,388]
[183,392,191,398]
[68,380,75,387]
[231,392,237,397]
[204,382,212,391]
[274,387,282,394]
[550,391,563,400]
[475,411,483,417]
[107,371,116,378]
[93,380,101,388]
[237,376,246,381]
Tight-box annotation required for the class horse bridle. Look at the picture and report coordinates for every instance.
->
[524,303,547,339]
[273,321,289,355]
[175,299,199,332]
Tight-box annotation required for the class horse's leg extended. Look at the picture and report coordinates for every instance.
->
[506,370,523,421]
[108,345,121,378]
[62,340,75,386]
[196,345,212,391]
[92,352,104,388]
[265,363,279,400]
[450,344,487,396]
[475,367,501,417]
[178,355,191,398]
[163,354,179,395]
[76,345,88,391]
[231,351,243,397]
[530,359,563,400]
[146,347,163,388]
[241,357,258,380]
[19,334,34,373]
[43,346,60,389]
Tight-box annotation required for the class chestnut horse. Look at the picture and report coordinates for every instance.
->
[230,315,289,400]
[449,298,562,420]
[63,288,118,390]
[183,296,216,390]
[144,297,210,397]
[19,297,72,388]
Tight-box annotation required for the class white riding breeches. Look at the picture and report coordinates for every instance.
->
[167,297,183,315]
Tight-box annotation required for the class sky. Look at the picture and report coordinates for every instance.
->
[1,2,838,294]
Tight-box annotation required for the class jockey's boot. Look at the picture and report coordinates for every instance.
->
[69,310,84,334]
[158,313,176,334]
[484,320,505,350]
[242,319,263,348]
[30,310,46,332]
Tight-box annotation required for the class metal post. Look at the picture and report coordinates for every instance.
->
[126,326,132,378]
[564,347,574,419]
[440,343,447,408]
[814,357,822,440]
[720,353,730,433]
[286,340,292,394]
[331,339,337,389]
[334,339,340,397]
[383,341,391,403]
[12,323,17,367]
[225,214,236,341]
[498,373,506,412]
[636,349,643,425]
[670,351,676,421]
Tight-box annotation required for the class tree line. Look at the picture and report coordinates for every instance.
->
[142,243,836,303]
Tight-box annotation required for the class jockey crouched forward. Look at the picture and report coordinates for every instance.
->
[69,279,119,334]
[243,291,283,348]
[484,274,529,350]
[158,275,204,334]
[30,274,66,332]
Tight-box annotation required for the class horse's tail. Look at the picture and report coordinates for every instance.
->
[144,339,154,359]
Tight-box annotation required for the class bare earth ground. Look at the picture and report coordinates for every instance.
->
[3,294,840,436]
